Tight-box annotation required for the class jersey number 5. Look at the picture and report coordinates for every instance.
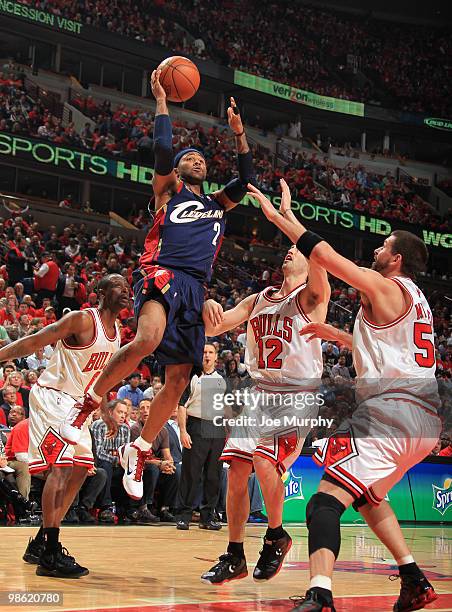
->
[257,338,283,369]
[413,322,435,368]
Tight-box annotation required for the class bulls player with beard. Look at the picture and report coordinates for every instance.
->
[59,71,256,502]
[249,180,441,612]
[200,182,330,585]
[0,274,128,578]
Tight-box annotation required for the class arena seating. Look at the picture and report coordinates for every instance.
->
[26,0,452,114]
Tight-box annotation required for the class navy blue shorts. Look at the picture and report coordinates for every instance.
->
[133,266,205,368]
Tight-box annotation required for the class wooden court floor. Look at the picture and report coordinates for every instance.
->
[0,524,451,612]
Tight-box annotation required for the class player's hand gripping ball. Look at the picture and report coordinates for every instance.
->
[155,56,200,102]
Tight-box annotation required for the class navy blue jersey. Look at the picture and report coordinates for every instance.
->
[140,182,226,282]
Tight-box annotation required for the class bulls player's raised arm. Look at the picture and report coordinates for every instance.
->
[203,294,257,336]
[212,98,256,212]
[304,260,331,308]
[0,311,91,362]
[151,69,179,206]
[247,182,391,298]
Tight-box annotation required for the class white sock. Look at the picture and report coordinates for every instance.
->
[310,575,332,591]
[397,554,415,566]
[87,388,102,404]
[134,436,152,452]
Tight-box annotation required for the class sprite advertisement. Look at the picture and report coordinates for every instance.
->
[268,456,450,523]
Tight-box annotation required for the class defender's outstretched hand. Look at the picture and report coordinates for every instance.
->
[247,182,280,223]
[279,178,294,218]
[227,97,244,135]
[150,69,167,101]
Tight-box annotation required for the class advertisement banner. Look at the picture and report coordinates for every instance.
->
[0,132,449,251]
[204,180,452,251]
[423,118,452,132]
[270,455,414,523]
[0,0,82,34]
[234,70,365,117]
[409,460,452,522]
[0,132,153,186]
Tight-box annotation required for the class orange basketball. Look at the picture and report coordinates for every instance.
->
[156,56,200,103]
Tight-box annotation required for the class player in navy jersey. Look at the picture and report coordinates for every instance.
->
[59,68,255,500]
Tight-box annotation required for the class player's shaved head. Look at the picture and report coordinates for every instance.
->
[98,273,125,293]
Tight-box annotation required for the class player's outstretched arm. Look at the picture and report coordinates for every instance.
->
[0,311,92,362]
[214,97,256,211]
[248,180,392,298]
[279,179,330,316]
[203,293,257,336]
[151,68,179,206]
[300,322,353,349]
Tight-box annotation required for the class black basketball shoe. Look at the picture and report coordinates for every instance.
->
[253,530,292,581]
[201,552,248,585]
[291,590,336,611]
[36,544,89,578]
[392,573,438,612]
[23,537,45,564]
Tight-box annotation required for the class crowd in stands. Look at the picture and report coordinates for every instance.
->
[1,60,450,232]
[23,0,452,115]
[0,203,450,525]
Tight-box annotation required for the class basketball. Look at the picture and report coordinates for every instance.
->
[156,56,200,102]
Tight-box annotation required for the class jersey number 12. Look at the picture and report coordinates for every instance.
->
[257,338,283,369]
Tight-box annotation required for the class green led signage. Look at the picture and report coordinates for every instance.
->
[0,0,82,34]
[234,70,364,117]
[0,133,153,185]
[203,180,451,250]
[424,117,452,131]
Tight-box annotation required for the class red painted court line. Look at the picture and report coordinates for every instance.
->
[66,593,452,612]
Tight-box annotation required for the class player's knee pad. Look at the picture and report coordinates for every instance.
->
[306,492,346,559]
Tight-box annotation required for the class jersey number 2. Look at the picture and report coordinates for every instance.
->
[257,338,283,369]
[413,322,435,368]
[212,222,221,246]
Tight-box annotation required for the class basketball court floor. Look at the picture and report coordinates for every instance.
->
[1,524,451,612]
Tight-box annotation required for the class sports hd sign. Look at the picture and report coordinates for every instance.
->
[0,133,450,250]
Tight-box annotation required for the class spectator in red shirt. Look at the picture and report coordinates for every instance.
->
[42,306,57,326]
[119,299,134,323]
[120,317,137,346]
[5,416,30,498]
[0,297,17,326]
[81,292,99,310]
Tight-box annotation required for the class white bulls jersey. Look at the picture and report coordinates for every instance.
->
[245,285,323,391]
[37,308,120,400]
[353,275,439,411]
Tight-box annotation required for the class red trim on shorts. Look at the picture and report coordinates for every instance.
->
[73,456,94,468]
[366,487,383,505]
[220,455,253,466]
[263,284,305,303]
[324,462,367,499]
[29,458,73,474]
[312,451,323,466]
[61,309,97,350]
[361,278,413,329]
